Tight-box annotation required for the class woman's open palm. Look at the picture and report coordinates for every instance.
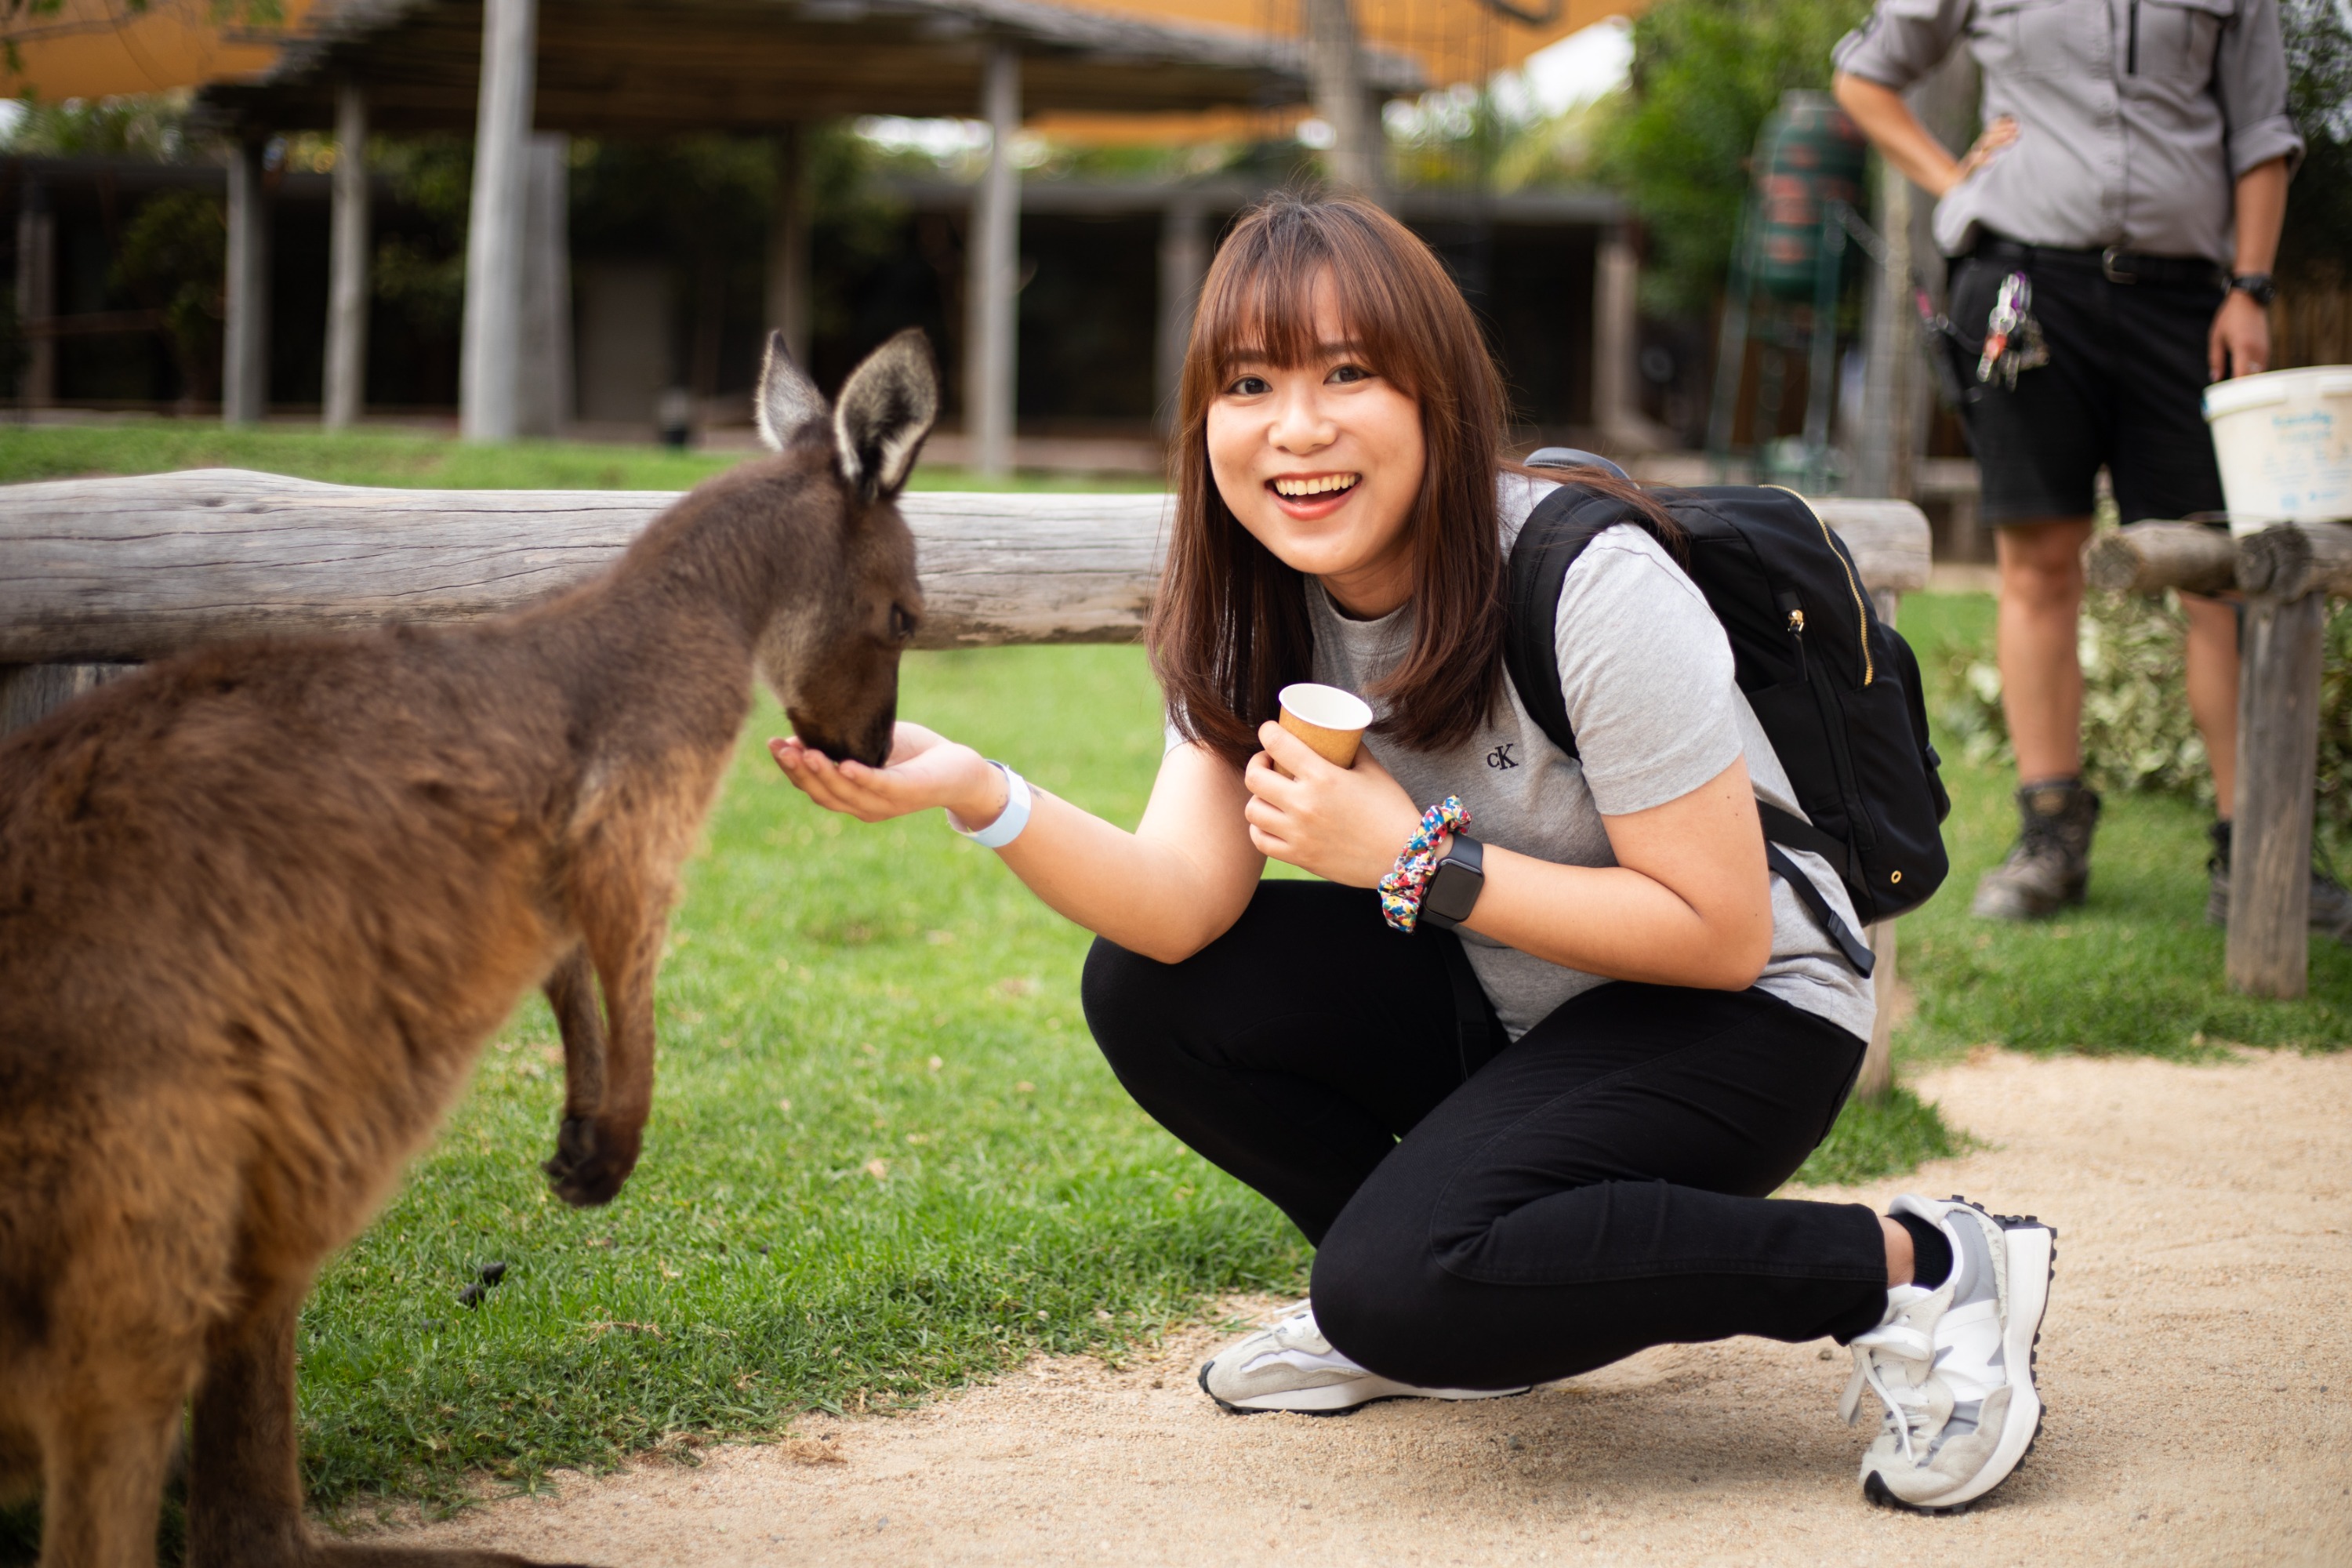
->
[769,723,994,825]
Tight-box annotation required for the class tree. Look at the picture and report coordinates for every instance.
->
[1598,0,1871,317]
[2278,0,2352,289]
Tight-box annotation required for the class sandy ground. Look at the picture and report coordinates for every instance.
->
[378,1048,2352,1567]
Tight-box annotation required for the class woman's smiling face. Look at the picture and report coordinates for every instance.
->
[1205,276,1427,619]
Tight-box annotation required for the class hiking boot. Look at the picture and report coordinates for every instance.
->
[2203,821,2352,938]
[1971,780,2100,920]
[1842,1196,2056,1513]
[1196,1301,1529,1415]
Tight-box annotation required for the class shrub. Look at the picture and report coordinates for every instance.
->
[1936,585,2352,846]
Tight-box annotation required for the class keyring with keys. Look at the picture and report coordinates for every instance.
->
[1977,270,2050,388]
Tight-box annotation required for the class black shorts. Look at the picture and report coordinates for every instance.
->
[1951,245,2227,527]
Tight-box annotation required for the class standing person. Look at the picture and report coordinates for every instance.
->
[770,194,2055,1513]
[1833,0,2315,924]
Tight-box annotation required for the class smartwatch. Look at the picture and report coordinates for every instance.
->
[1418,833,1486,931]
[2230,272,2276,308]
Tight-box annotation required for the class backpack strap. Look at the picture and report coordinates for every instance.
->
[1505,477,1876,978]
[1766,844,1877,978]
[1502,481,1639,762]
[1756,800,1849,869]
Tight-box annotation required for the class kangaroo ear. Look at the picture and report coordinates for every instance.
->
[832,328,939,503]
[755,331,826,452]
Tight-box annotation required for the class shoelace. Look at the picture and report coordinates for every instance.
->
[1838,1319,1944,1464]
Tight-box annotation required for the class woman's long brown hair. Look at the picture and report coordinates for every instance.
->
[1151,191,1665,767]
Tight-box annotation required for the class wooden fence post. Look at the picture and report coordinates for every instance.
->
[1,663,136,737]
[2227,588,2328,997]
[1857,586,1904,1102]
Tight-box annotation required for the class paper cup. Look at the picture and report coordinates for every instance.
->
[1277,683,1373,768]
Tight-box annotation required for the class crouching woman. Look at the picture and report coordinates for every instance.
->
[771,192,2052,1512]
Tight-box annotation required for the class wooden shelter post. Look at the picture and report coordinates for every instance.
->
[1592,225,1641,447]
[517,132,572,437]
[1156,200,1207,434]
[967,44,1022,478]
[324,82,370,430]
[13,181,54,408]
[768,125,813,370]
[459,0,539,443]
[223,137,270,426]
[1302,0,1384,203]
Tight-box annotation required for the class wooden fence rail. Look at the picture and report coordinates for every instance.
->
[0,467,1933,1091]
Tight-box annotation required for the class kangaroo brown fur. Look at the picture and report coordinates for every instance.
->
[0,331,939,1568]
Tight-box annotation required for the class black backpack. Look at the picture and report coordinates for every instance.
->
[1503,455,1951,977]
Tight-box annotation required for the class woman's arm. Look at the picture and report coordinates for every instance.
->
[1832,71,2016,201]
[772,724,1265,964]
[1243,722,1774,992]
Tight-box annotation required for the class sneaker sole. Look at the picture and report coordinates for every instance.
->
[1196,1360,1530,1417]
[1864,1204,2056,1515]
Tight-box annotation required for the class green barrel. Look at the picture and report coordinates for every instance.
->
[1752,90,1869,301]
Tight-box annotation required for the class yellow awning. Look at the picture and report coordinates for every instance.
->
[2,0,320,100]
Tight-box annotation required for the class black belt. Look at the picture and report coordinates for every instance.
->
[1974,237,2225,291]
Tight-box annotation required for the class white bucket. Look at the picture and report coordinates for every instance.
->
[2201,365,2352,535]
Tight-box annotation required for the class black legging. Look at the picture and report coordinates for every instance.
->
[1080,880,1891,1391]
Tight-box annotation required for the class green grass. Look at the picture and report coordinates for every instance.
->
[6,421,2332,1541]
[1793,1084,1976,1186]
[1895,592,2352,1060]
[285,646,1308,1514]
[0,422,1163,492]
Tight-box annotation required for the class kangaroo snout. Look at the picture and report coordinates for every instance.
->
[787,704,897,769]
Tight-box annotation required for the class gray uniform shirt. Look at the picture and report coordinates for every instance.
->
[1833,0,2305,264]
[1301,476,1877,1044]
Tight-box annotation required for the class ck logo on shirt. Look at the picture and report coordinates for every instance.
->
[1486,742,1519,771]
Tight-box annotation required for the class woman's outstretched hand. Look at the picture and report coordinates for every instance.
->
[1243,721,1425,887]
[769,723,1010,829]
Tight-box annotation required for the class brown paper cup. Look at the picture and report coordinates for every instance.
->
[1277,683,1374,769]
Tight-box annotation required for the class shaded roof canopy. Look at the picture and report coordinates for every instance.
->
[194,0,1424,135]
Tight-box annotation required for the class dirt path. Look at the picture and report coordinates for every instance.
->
[381,1049,2352,1567]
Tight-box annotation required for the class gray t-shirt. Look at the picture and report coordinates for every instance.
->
[1303,475,1877,1044]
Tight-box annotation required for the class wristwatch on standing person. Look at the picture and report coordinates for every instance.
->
[2230,272,2276,308]
[1417,833,1486,931]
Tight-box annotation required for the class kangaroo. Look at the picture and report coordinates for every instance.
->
[0,330,938,1568]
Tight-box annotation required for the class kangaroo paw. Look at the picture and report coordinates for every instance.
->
[541,1116,633,1207]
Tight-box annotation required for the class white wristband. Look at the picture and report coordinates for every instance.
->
[949,761,1032,849]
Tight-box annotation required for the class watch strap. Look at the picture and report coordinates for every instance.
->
[1418,833,1486,931]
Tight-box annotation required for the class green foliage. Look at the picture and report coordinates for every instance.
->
[1598,0,1872,316]
[109,190,226,404]
[1933,587,2217,811]
[1934,581,2352,847]
[0,88,191,160]
[368,137,474,339]
[2279,0,2352,289]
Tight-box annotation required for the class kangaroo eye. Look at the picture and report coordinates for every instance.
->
[887,604,916,642]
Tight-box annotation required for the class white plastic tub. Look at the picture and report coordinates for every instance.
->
[2202,365,2352,535]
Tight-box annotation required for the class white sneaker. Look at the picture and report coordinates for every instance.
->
[1842,1195,2056,1512]
[1196,1301,1530,1414]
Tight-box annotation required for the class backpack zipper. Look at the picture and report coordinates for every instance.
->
[1769,485,1873,686]
[1780,592,1809,684]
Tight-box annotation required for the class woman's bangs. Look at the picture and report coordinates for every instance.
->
[1198,231,1403,389]
[1199,243,1326,382]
